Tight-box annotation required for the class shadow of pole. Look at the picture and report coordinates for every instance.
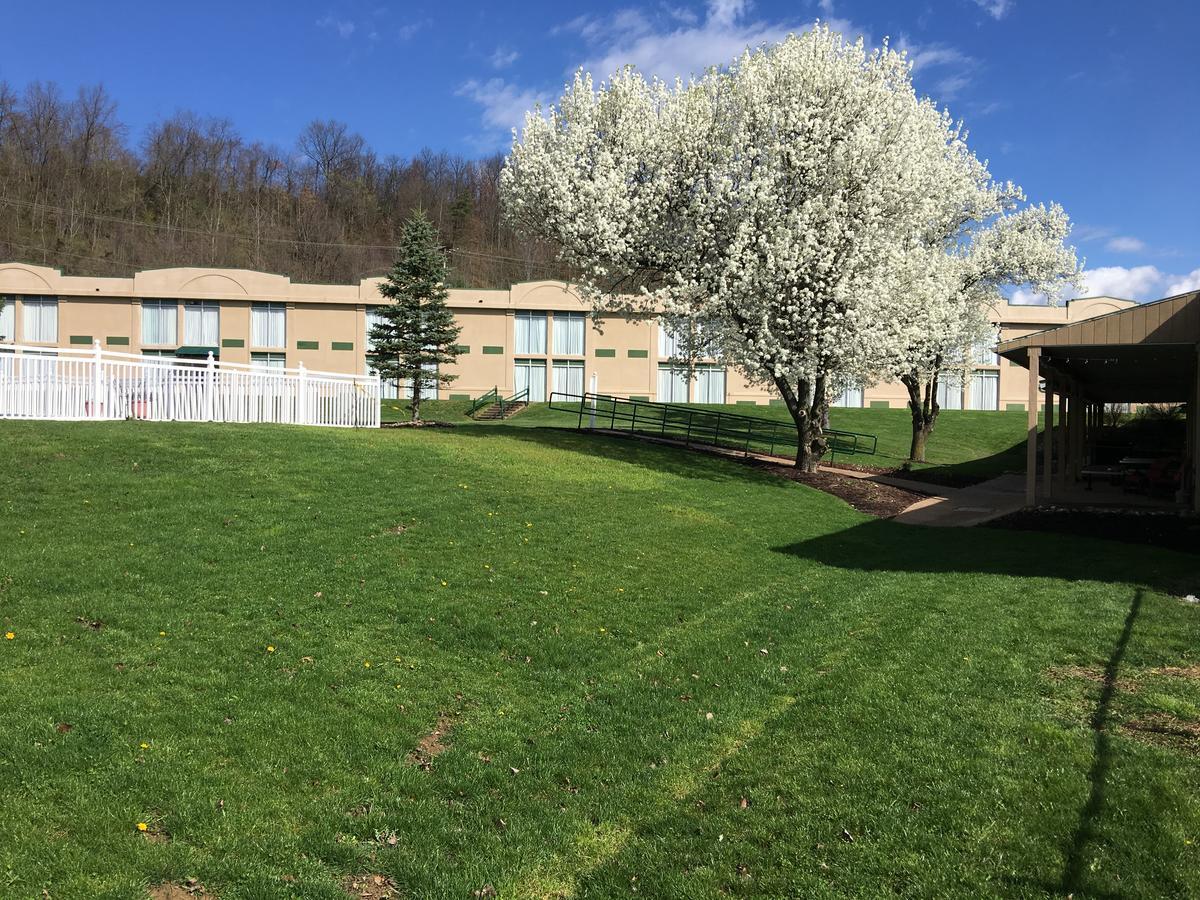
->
[1059,587,1144,896]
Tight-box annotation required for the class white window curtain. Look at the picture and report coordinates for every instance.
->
[251,352,286,370]
[553,313,585,355]
[657,364,688,402]
[969,370,1000,410]
[552,360,585,398]
[695,366,726,404]
[0,298,14,341]
[184,301,220,346]
[831,385,864,408]
[514,359,546,402]
[515,311,547,355]
[251,303,286,348]
[658,325,680,358]
[972,332,1000,365]
[141,300,177,346]
[936,374,964,410]
[23,297,59,343]
[404,363,439,399]
[365,307,387,350]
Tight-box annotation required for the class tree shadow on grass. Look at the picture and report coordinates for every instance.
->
[899,439,1027,488]
[446,424,794,487]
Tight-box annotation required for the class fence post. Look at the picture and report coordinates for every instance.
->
[588,373,597,429]
[205,351,216,422]
[92,340,103,420]
[298,361,308,425]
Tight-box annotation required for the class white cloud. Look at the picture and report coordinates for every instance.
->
[973,0,1013,20]
[397,21,425,41]
[490,47,520,69]
[896,38,979,102]
[1105,235,1146,253]
[316,14,356,38]
[1010,263,1200,305]
[456,78,550,133]
[1165,267,1200,295]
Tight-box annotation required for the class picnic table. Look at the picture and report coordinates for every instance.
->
[1080,464,1125,489]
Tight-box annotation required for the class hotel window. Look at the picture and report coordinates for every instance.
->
[403,364,439,400]
[831,384,864,408]
[552,359,585,398]
[969,369,1000,410]
[365,306,387,350]
[936,373,964,410]
[0,297,14,341]
[552,312,586,355]
[183,301,220,346]
[971,331,1000,365]
[658,325,680,358]
[251,302,287,348]
[251,352,287,370]
[141,300,177,346]
[513,358,546,402]
[22,296,59,343]
[695,365,726,404]
[657,364,688,402]
[514,311,547,355]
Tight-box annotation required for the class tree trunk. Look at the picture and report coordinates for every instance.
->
[902,373,938,463]
[411,380,422,423]
[776,374,828,472]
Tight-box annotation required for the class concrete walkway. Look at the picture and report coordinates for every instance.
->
[822,466,1026,527]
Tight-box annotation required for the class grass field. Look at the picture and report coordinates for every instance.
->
[1,420,1198,898]
[381,399,1031,485]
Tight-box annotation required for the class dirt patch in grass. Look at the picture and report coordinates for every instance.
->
[149,879,213,899]
[986,508,1200,557]
[758,464,925,518]
[1044,664,1140,692]
[75,616,104,631]
[1121,713,1200,753]
[410,714,454,770]
[381,420,456,429]
[343,873,401,898]
[1150,665,1200,680]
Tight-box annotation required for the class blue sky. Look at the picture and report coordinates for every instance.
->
[4,0,1198,300]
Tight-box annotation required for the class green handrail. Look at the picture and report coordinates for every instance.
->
[468,387,499,417]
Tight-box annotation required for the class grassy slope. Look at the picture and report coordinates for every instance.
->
[1,421,1197,899]
[384,399,1030,483]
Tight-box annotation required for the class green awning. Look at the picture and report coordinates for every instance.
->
[174,346,220,359]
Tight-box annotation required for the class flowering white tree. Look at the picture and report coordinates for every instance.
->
[657,311,727,401]
[865,202,1082,462]
[501,27,999,470]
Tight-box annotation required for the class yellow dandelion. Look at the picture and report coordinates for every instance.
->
[159,631,166,636]
[525,522,532,528]
[140,742,149,749]
[441,580,448,587]
[266,645,275,653]
[136,822,148,832]
[4,631,13,641]
[364,660,372,668]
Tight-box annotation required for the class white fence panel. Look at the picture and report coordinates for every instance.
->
[0,342,380,429]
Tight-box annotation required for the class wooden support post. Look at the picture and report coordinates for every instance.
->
[1026,348,1040,506]
[1057,390,1069,489]
[1043,375,1054,499]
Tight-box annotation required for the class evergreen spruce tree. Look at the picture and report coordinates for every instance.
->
[367,211,462,422]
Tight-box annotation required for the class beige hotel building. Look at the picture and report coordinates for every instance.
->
[0,261,1135,411]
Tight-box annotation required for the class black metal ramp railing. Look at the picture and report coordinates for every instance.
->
[548,392,877,463]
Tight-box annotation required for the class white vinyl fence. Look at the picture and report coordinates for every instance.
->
[0,342,380,429]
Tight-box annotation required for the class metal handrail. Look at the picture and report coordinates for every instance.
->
[468,386,499,416]
[499,387,529,417]
[548,392,877,462]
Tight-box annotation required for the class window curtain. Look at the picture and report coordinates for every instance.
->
[365,307,387,351]
[831,385,863,408]
[657,364,687,402]
[404,363,440,399]
[141,300,176,346]
[251,303,286,348]
[514,359,546,401]
[658,326,680,358]
[251,353,286,370]
[22,297,59,343]
[515,312,547,354]
[552,360,584,398]
[696,366,726,404]
[936,374,964,410]
[553,313,585,355]
[972,332,1000,365]
[969,370,999,410]
[0,298,14,341]
[184,302,219,345]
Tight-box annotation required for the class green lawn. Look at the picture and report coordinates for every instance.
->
[384,399,1030,485]
[2,421,1197,898]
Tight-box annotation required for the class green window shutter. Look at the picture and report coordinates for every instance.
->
[629,395,650,401]
[221,338,245,348]
[449,393,470,400]
[297,340,319,350]
[736,400,758,405]
[626,348,649,358]
[1005,402,1026,412]
[69,335,93,345]
[869,400,890,409]
[768,398,784,406]
[331,341,354,351]
[482,345,504,355]
[453,344,471,354]
[106,336,130,346]
[595,348,616,358]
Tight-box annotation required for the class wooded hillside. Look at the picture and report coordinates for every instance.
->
[0,80,564,287]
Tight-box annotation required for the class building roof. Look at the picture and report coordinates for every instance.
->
[998,290,1200,403]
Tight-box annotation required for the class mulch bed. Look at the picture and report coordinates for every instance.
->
[758,463,926,518]
[985,508,1200,556]
[380,420,456,429]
